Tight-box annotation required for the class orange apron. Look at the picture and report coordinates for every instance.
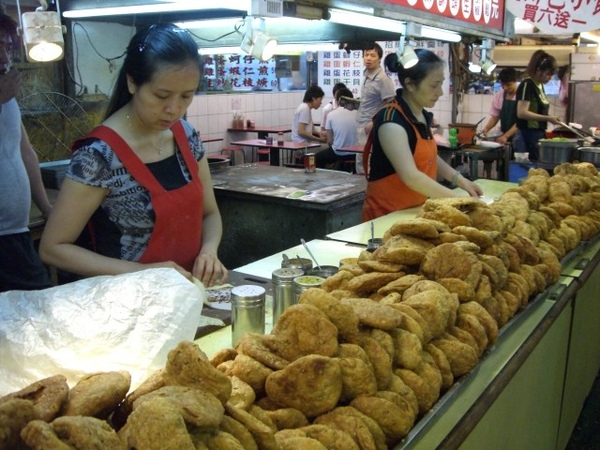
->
[362,103,437,221]
[85,122,204,271]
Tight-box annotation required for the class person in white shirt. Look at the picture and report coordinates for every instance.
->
[291,85,327,144]
[316,88,358,171]
[0,11,52,292]
[319,82,347,140]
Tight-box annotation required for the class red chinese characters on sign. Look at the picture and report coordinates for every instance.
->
[507,0,600,33]
[382,0,505,30]
[201,54,277,91]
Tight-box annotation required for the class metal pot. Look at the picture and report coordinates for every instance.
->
[208,157,230,172]
[307,265,339,278]
[577,147,600,167]
[537,139,578,164]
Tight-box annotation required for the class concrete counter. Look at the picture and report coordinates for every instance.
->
[210,164,366,268]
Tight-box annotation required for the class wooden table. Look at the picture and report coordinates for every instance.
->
[227,125,292,140]
[229,139,321,166]
[337,144,364,153]
[438,143,509,181]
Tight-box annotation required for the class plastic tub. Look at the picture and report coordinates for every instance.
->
[449,123,477,145]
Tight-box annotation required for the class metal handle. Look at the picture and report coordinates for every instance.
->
[300,238,321,270]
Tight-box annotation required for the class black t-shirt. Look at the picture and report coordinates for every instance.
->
[516,77,550,130]
[368,90,434,181]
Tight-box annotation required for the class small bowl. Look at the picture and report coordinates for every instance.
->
[282,257,313,272]
[367,238,384,252]
[307,265,339,278]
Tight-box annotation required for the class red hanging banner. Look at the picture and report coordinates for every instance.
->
[381,0,505,31]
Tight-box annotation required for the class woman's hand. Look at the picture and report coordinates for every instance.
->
[457,175,484,197]
[548,116,563,126]
[497,134,509,145]
[193,253,228,287]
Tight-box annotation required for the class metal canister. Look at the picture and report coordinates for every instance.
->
[281,256,312,272]
[272,268,304,324]
[292,275,325,304]
[230,285,266,347]
[304,153,316,173]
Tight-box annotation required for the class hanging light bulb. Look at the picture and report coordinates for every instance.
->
[18,0,65,63]
[480,57,497,75]
[479,46,496,75]
[240,16,277,62]
[396,34,418,69]
[251,31,277,60]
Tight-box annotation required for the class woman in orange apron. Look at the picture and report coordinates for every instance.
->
[362,49,483,222]
[40,24,227,287]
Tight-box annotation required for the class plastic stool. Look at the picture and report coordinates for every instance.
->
[254,147,270,164]
[221,146,246,165]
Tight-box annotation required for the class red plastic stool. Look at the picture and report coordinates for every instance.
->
[221,146,246,165]
[254,147,270,164]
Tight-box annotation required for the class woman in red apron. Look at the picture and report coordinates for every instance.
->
[362,49,483,222]
[40,23,227,287]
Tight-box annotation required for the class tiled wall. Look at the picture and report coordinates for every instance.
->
[186,91,305,156]
[185,92,566,156]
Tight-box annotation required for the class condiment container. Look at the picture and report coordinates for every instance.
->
[282,257,312,272]
[304,152,316,173]
[367,238,384,252]
[292,275,325,304]
[231,285,265,347]
[272,268,304,323]
[277,132,284,146]
[307,265,339,278]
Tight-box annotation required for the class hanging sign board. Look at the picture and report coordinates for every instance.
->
[201,54,277,92]
[381,0,505,30]
[506,0,600,33]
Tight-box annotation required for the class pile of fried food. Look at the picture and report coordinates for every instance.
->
[2,162,600,450]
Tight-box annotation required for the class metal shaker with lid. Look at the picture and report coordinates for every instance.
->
[292,275,326,304]
[231,285,266,347]
[272,268,304,324]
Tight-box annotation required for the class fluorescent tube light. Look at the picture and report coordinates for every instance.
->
[174,18,243,29]
[63,0,250,18]
[198,42,341,55]
[581,31,600,44]
[328,8,403,33]
[419,25,461,43]
[406,22,461,43]
[198,46,240,55]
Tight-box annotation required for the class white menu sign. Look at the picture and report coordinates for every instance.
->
[507,0,600,33]
[318,40,450,102]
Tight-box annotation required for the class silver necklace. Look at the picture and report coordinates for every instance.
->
[149,138,164,155]
[127,113,164,155]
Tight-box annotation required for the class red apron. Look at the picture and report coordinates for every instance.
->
[86,122,204,271]
[362,103,437,221]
